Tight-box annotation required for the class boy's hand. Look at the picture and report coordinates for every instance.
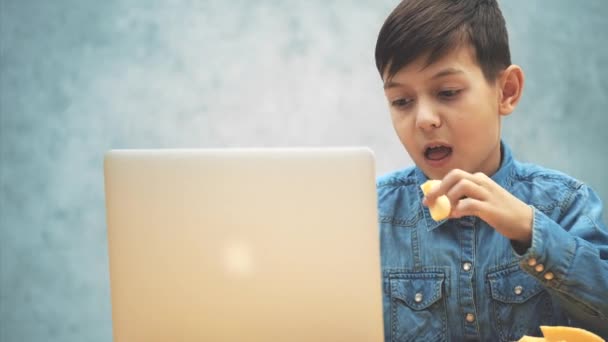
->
[423,169,533,246]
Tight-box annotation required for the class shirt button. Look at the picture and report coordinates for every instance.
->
[514,285,524,295]
[414,292,423,303]
[527,258,537,267]
[535,264,544,273]
[462,262,472,272]
[465,313,476,323]
[544,272,554,280]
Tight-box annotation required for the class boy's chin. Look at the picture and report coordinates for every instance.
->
[419,167,448,180]
[417,158,451,179]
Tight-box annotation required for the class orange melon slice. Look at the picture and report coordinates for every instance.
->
[518,337,545,342]
[420,180,451,221]
[540,325,604,342]
[517,326,605,342]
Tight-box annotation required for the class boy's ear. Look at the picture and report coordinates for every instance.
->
[498,65,524,116]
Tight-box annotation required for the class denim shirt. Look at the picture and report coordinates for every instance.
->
[377,142,608,341]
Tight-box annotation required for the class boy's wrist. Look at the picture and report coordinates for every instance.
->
[511,204,534,253]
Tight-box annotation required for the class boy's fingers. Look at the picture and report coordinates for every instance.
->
[444,169,480,187]
[446,178,489,205]
[422,196,440,207]
[424,181,445,200]
[450,197,485,218]
[426,169,472,199]
[431,169,496,201]
[422,197,429,206]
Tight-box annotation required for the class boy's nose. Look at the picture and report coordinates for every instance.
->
[415,102,441,130]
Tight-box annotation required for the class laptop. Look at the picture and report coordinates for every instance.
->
[103,147,383,342]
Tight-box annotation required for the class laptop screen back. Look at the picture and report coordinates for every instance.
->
[104,148,383,342]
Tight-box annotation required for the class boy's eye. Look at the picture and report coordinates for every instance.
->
[438,89,462,99]
[391,98,413,108]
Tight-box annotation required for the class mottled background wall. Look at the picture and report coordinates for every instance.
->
[1,0,606,341]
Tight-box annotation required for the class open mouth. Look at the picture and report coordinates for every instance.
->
[424,144,453,161]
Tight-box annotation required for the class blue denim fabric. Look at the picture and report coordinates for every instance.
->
[377,142,608,341]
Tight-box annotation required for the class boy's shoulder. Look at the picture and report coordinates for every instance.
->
[375,166,422,218]
[510,159,593,216]
[511,159,584,192]
[376,166,418,190]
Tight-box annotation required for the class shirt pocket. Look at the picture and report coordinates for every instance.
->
[388,272,447,342]
[487,265,555,342]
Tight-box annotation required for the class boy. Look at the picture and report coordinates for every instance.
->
[374,0,608,341]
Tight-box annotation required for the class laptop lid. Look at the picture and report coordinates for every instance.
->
[104,147,383,341]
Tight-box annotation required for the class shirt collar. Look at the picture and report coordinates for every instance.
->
[415,140,515,232]
[490,141,514,188]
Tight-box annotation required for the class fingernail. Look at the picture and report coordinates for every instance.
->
[430,182,441,193]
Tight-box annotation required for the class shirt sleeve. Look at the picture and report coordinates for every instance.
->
[515,184,608,335]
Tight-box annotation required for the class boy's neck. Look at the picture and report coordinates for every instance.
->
[481,140,504,177]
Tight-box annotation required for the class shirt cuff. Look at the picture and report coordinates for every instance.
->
[513,206,577,288]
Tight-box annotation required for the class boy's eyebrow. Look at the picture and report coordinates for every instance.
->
[383,80,403,90]
[431,67,465,79]
[383,68,465,90]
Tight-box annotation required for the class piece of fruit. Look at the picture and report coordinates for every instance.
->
[420,180,451,221]
[518,337,545,342]
[540,325,604,342]
[517,326,605,342]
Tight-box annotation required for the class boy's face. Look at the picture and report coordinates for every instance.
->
[383,45,507,180]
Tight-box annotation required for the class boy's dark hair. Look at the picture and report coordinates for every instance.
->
[375,0,511,82]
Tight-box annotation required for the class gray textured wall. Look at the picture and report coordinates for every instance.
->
[1,1,606,341]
